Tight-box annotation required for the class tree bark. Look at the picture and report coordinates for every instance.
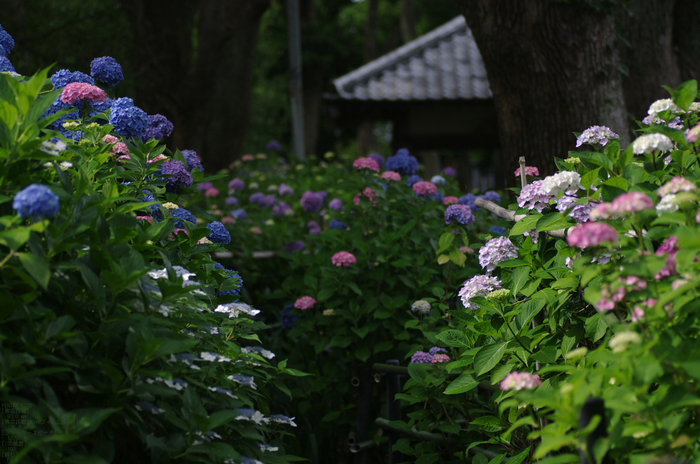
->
[453,1,629,184]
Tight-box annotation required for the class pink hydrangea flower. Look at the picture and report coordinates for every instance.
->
[102,134,119,145]
[60,82,108,104]
[631,306,645,322]
[112,143,130,155]
[331,251,357,267]
[443,196,459,205]
[250,226,262,234]
[500,371,541,391]
[353,157,380,172]
[117,154,131,162]
[431,354,450,364]
[136,216,153,224]
[514,166,540,177]
[589,202,614,220]
[221,216,234,224]
[567,222,618,248]
[353,187,377,206]
[657,176,698,197]
[655,236,678,280]
[412,181,438,195]
[294,296,316,310]
[610,192,654,215]
[147,154,167,164]
[205,187,220,197]
[241,154,255,161]
[380,170,402,181]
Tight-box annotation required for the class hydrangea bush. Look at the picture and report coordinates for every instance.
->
[0,33,304,463]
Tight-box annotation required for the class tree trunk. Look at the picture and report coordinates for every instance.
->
[118,0,270,171]
[673,0,700,83]
[453,1,629,184]
[357,0,381,157]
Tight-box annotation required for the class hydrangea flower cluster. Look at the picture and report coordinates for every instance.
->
[160,160,193,193]
[51,69,94,89]
[412,181,438,195]
[632,133,673,154]
[459,193,479,212]
[431,354,450,363]
[514,166,540,177]
[109,97,148,139]
[657,176,697,197]
[517,181,553,212]
[331,251,356,266]
[60,82,107,105]
[500,371,541,391]
[445,204,475,225]
[556,195,594,223]
[406,175,422,187]
[329,219,347,230]
[566,222,618,248]
[608,331,642,353]
[301,191,325,213]
[609,192,654,215]
[410,351,433,364]
[278,183,294,196]
[687,123,700,143]
[13,184,60,219]
[443,166,457,177]
[647,98,681,117]
[411,300,431,315]
[352,157,380,172]
[294,296,316,310]
[368,152,385,167]
[207,221,231,245]
[479,236,519,272]
[575,125,620,147]
[171,208,196,229]
[213,263,243,297]
[655,235,678,280]
[0,24,15,56]
[228,178,245,191]
[266,139,281,151]
[380,171,401,181]
[283,241,305,253]
[353,187,377,206]
[540,171,582,197]
[443,196,459,205]
[280,304,298,330]
[329,198,344,211]
[430,175,446,186]
[459,275,502,309]
[385,148,419,176]
[90,56,123,87]
[142,114,174,141]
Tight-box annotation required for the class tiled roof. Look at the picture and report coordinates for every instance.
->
[333,16,491,101]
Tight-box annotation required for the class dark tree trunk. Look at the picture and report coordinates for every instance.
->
[617,0,680,125]
[118,0,270,171]
[357,0,381,157]
[453,1,629,183]
[300,0,322,157]
[673,0,700,83]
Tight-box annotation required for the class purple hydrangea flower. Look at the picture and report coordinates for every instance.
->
[329,219,347,230]
[278,183,294,196]
[13,184,60,219]
[459,193,479,212]
[479,236,519,272]
[266,139,281,151]
[283,241,305,253]
[406,175,423,187]
[160,160,193,193]
[557,194,595,223]
[385,148,419,176]
[480,191,501,204]
[207,221,231,245]
[429,347,447,356]
[225,196,239,206]
[109,97,148,139]
[443,166,457,177]
[231,208,248,220]
[368,152,386,168]
[410,351,433,364]
[576,125,620,147]
[263,194,277,208]
[142,114,173,141]
[518,180,553,212]
[301,191,324,213]
[50,69,95,89]
[90,56,124,87]
[445,204,475,225]
[229,178,245,191]
[249,192,266,206]
[272,201,291,216]
[171,208,197,229]
[459,275,503,309]
[329,198,344,211]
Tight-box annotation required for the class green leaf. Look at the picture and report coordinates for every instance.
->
[437,254,450,265]
[407,362,430,384]
[585,313,608,342]
[664,79,697,111]
[18,252,50,289]
[536,213,572,232]
[444,374,479,395]
[449,247,466,267]
[510,214,540,236]
[470,415,508,432]
[437,232,455,254]
[510,266,530,297]
[46,315,76,340]
[346,281,363,296]
[603,176,629,191]
[474,342,506,376]
[435,330,470,349]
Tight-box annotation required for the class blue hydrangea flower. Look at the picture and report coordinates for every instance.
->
[283,241,305,253]
[249,192,266,206]
[231,208,248,220]
[90,56,123,87]
[480,191,501,204]
[0,44,7,57]
[0,26,15,56]
[50,69,94,89]
[280,303,298,330]
[406,175,423,187]
[430,175,446,186]
[214,262,243,297]
[385,148,419,176]
[429,346,447,356]
[142,114,173,141]
[429,192,445,202]
[207,221,231,245]
[182,149,204,173]
[459,193,479,212]
[138,189,163,222]
[0,56,15,73]
[171,208,196,229]
[109,97,148,138]
[160,160,193,193]
[445,205,475,225]
[489,226,506,236]
[368,152,385,168]
[329,219,347,230]
[13,184,60,219]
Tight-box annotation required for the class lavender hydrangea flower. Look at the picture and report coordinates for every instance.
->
[518,180,553,212]
[109,97,148,139]
[480,191,501,203]
[385,148,419,176]
[459,193,479,212]
[13,184,60,219]
[160,160,193,193]
[278,183,294,196]
[225,196,239,206]
[283,241,305,253]
[207,221,231,245]
[556,195,595,223]
[142,114,173,141]
[266,139,281,151]
[458,275,502,309]
[231,208,248,220]
[445,204,475,225]
[329,198,344,211]
[301,191,324,213]
[429,346,447,356]
[479,236,519,272]
[368,152,385,168]
[443,166,457,177]
[576,125,620,147]
[250,192,266,206]
[90,56,124,87]
[272,201,292,216]
[410,351,433,364]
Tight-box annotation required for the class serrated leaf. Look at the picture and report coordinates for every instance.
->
[474,342,506,376]
[435,330,470,349]
[510,214,540,236]
[444,374,479,395]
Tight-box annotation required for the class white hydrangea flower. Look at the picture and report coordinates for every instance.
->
[609,331,642,353]
[632,133,673,154]
[242,346,276,359]
[656,194,679,214]
[235,409,268,425]
[214,303,261,318]
[200,351,231,363]
[148,266,196,281]
[648,98,681,116]
[259,444,279,452]
[540,171,582,197]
